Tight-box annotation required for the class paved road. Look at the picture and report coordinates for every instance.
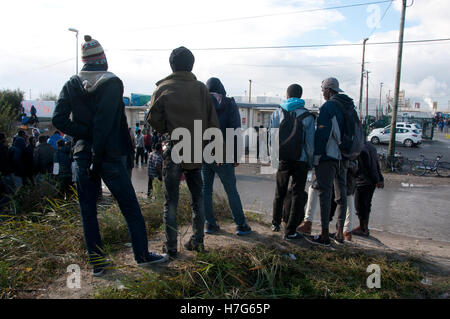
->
[372,132,450,162]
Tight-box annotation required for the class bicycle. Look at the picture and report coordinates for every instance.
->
[409,154,450,177]
[378,151,405,173]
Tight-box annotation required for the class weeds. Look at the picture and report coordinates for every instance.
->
[93,245,448,299]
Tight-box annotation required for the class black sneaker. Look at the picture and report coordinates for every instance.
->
[138,252,169,267]
[205,223,220,234]
[284,232,303,241]
[184,239,205,252]
[236,224,252,236]
[271,224,281,232]
[162,246,178,259]
[329,232,344,245]
[93,259,112,277]
[304,234,331,247]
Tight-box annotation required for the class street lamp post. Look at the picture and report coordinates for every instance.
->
[68,28,79,74]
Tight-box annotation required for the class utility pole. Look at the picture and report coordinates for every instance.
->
[388,0,408,159]
[248,79,252,103]
[386,89,391,114]
[365,70,370,128]
[359,38,369,121]
[378,82,384,119]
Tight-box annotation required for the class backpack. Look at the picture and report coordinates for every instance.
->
[335,101,364,160]
[278,109,313,162]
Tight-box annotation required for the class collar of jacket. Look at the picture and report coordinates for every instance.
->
[156,71,197,86]
[280,98,305,112]
[78,71,117,93]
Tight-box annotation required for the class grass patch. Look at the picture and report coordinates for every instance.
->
[0,181,216,298]
[93,245,448,299]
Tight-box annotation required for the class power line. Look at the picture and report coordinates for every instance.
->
[367,0,394,38]
[112,38,450,52]
[123,0,395,32]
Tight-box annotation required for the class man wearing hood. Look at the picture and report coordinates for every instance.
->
[53,35,168,276]
[269,84,315,240]
[202,77,252,236]
[305,77,355,247]
[146,47,220,258]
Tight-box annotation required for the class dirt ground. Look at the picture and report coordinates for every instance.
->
[35,219,450,299]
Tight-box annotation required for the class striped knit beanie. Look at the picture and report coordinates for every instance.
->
[81,35,107,65]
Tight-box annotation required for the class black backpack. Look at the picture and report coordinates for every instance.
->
[278,109,313,162]
[335,101,364,160]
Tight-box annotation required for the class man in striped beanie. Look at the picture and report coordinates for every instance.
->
[53,35,169,276]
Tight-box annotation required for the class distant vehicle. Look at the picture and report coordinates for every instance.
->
[368,127,422,147]
[371,122,422,136]
[369,119,386,129]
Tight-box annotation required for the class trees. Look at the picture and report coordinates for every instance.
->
[0,89,24,138]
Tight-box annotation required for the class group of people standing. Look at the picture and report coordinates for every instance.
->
[269,78,384,246]
[0,129,76,204]
[49,34,384,277]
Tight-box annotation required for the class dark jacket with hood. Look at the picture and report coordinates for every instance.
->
[34,142,55,174]
[54,145,73,179]
[356,142,384,187]
[10,137,26,177]
[314,93,355,163]
[52,64,133,164]
[207,78,241,163]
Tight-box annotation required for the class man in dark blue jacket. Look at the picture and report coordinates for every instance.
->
[202,77,252,236]
[305,77,354,247]
[53,35,168,276]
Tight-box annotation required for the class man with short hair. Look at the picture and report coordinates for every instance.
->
[135,129,145,166]
[34,135,56,179]
[269,84,315,240]
[147,143,163,197]
[146,46,220,258]
[53,34,168,276]
[305,77,356,247]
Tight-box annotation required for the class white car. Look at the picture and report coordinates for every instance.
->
[368,127,422,147]
[372,122,422,135]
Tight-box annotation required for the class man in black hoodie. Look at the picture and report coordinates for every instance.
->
[352,141,384,236]
[53,35,168,276]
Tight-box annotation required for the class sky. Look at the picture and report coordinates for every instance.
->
[0,0,449,112]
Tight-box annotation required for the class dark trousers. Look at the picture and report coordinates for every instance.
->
[272,160,309,235]
[163,157,205,251]
[135,147,145,164]
[74,151,149,264]
[315,160,347,230]
[354,184,376,221]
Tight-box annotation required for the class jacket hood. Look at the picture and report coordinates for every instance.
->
[330,94,355,111]
[206,77,226,96]
[77,71,117,93]
[280,98,305,112]
[156,71,196,86]
[13,137,26,150]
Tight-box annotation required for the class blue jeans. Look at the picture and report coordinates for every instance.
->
[74,151,149,264]
[201,163,247,227]
[163,157,205,251]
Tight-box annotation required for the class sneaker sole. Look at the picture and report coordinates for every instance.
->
[93,269,106,277]
[138,255,169,267]
[304,236,331,247]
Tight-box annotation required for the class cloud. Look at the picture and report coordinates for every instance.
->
[0,0,448,112]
